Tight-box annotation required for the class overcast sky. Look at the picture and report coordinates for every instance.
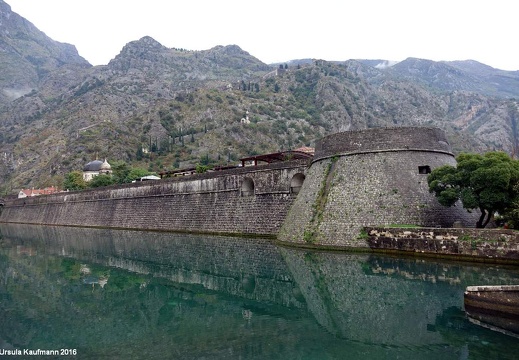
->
[6,0,519,71]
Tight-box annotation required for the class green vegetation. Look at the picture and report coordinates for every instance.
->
[63,162,156,191]
[88,174,115,188]
[428,151,519,228]
[357,229,369,240]
[63,171,87,191]
[304,160,337,243]
[3,41,519,192]
[195,164,210,173]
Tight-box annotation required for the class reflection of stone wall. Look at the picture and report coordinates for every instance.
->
[1,224,304,308]
[0,160,308,236]
[279,127,478,247]
[280,248,449,344]
[3,224,519,356]
[0,241,315,358]
[279,247,519,345]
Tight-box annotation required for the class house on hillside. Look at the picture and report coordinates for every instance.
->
[83,159,112,181]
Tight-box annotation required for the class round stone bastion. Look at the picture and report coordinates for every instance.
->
[277,127,478,249]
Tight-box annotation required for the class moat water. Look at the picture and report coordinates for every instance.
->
[1,224,518,360]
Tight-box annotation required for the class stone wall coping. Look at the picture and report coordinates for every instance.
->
[466,285,519,292]
[366,226,519,239]
[366,226,519,264]
[314,127,452,159]
[312,148,454,163]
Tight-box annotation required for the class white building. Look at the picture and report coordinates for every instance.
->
[83,159,112,181]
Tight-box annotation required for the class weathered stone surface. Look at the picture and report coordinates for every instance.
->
[0,160,308,236]
[278,127,478,247]
[464,285,519,336]
[0,127,483,250]
[366,227,519,263]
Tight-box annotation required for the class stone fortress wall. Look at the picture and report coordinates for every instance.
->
[278,127,478,247]
[0,127,478,248]
[0,160,309,237]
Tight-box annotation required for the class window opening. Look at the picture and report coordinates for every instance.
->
[418,166,431,174]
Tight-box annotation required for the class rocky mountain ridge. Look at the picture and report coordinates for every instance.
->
[0,0,89,105]
[0,0,518,193]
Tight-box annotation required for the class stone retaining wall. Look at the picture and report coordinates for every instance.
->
[366,227,519,263]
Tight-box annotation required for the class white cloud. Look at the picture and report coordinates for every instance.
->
[375,60,400,69]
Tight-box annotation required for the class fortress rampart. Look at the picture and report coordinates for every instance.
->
[0,159,309,237]
[0,127,478,248]
[278,127,478,247]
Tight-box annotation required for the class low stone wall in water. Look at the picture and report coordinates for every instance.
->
[366,226,519,264]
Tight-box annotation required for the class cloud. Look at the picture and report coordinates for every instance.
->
[375,60,400,69]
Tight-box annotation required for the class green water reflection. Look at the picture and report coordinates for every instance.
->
[0,224,518,359]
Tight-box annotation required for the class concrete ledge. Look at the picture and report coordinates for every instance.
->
[466,285,519,292]
[464,284,519,337]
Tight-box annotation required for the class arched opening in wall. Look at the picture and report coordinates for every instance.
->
[290,173,306,194]
[241,177,255,196]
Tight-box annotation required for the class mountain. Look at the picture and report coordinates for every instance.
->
[362,57,519,98]
[0,1,90,106]
[0,2,518,193]
[445,60,519,98]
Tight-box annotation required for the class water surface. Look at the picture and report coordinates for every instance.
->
[1,224,518,359]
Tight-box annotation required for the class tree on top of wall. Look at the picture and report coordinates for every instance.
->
[428,151,519,228]
[89,174,115,188]
[63,171,87,191]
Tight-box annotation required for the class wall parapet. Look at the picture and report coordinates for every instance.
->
[311,148,454,164]
[366,226,519,264]
[313,127,452,161]
[4,159,309,207]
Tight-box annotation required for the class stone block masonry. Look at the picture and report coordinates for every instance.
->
[0,160,309,237]
[0,127,482,250]
[278,127,478,248]
[366,226,519,264]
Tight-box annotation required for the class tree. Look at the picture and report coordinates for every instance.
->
[428,152,519,228]
[88,174,115,188]
[111,161,131,184]
[127,168,153,182]
[200,154,210,166]
[135,146,144,160]
[196,164,210,173]
[63,171,87,191]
